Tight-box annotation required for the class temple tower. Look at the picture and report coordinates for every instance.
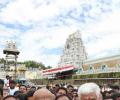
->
[58,30,87,70]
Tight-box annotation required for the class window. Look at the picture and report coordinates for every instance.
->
[89,64,94,70]
[67,44,70,49]
[101,64,108,70]
[79,68,83,72]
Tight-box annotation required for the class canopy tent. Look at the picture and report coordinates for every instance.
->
[42,66,77,75]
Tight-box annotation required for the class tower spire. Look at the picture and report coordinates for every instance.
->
[58,30,87,69]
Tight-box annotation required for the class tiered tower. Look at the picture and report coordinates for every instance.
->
[58,30,87,70]
[3,41,20,79]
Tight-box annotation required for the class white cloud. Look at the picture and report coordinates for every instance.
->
[0,0,8,5]
[17,25,77,66]
[0,29,19,38]
[0,0,111,25]
[84,11,120,33]
[0,0,82,24]
[82,10,120,58]
[0,24,20,48]
[0,0,120,67]
[40,54,60,67]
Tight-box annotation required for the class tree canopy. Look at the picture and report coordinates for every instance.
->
[24,60,46,69]
[0,58,52,70]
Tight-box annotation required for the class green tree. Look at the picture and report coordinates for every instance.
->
[39,62,46,70]
[46,66,52,69]
[24,60,46,69]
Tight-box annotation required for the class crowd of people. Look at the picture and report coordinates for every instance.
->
[0,75,120,100]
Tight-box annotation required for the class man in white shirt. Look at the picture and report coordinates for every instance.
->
[9,80,19,95]
[4,75,10,87]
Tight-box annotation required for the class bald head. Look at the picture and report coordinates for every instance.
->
[33,88,55,100]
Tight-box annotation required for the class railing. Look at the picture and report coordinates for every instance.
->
[77,67,120,75]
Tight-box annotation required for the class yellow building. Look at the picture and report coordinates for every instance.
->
[79,54,120,75]
[25,70,43,79]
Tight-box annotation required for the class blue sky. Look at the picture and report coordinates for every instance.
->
[0,0,120,67]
